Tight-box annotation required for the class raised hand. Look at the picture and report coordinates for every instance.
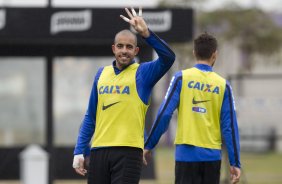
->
[120,7,150,38]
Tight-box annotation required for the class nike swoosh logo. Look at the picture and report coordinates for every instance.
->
[192,97,210,104]
[102,101,120,110]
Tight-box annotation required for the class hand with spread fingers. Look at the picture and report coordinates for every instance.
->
[120,7,150,38]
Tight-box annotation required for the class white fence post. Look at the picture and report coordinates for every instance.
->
[20,144,49,184]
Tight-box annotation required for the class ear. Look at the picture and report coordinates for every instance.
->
[134,47,140,55]
[112,44,115,54]
[211,50,218,66]
[193,50,196,57]
[212,50,218,61]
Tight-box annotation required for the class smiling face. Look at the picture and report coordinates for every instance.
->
[112,30,139,70]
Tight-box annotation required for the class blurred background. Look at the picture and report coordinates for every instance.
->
[0,0,282,184]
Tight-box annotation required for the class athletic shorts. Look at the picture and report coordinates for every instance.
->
[87,147,143,184]
[175,160,221,184]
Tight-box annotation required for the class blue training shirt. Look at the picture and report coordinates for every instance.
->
[144,64,241,168]
[74,30,175,156]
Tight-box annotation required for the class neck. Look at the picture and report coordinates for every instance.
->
[114,61,127,70]
[116,64,124,70]
[197,60,213,66]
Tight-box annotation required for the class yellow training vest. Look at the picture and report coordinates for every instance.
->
[176,67,226,149]
[92,63,148,149]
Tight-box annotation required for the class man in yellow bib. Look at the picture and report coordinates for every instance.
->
[144,33,241,184]
[72,7,175,184]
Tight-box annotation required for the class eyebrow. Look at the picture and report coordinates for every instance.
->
[116,43,135,47]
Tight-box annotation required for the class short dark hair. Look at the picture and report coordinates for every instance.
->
[194,33,217,60]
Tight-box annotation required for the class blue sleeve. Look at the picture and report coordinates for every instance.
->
[73,67,104,155]
[136,30,175,104]
[144,71,182,149]
[221,81,241,168]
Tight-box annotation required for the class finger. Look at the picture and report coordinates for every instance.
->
[138,7,142,16]
[230,174,236,181]
[75,168,87,176]
[134,19,138,26]
[231,178,239,184]
[125,8,133,19]
[131,7,137,17]
[143,155,147,165]
[233,174,240,180]
[231,175,239,184]
[120,15,130,23]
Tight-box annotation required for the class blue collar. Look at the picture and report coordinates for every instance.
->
[194,64,213,72]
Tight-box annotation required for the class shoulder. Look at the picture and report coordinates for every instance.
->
[98,66,105,72]
[130,62,139,69]
[225,80,234,93]
[95,67,105,81]
[169,71,183,86]
[173,71,183,79]
[211,71,226,81]
[182,67,195,74]
[208,71,227,86]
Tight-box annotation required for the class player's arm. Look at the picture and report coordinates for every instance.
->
[221,81,241,183]
[139,30,175,86]
[143,72,182,164]
[121,7,175,86]
[73,67,103,176]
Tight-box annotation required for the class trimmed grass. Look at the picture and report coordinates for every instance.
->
[1,147,281,184]
[140,147,174,184]
[238,152,282,184]
[141,147,282,184]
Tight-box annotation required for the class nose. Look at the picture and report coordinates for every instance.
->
[121,46,127,53]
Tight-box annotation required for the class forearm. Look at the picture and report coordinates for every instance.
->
[222,120,241,168]
[145,30,175,64]
[74,70,101,155]
[145,112,172,150]
[138,30,175,88]
[74,114,95,155]
[223,129,240,168]
[221,84,241,168]
[145,73,181,149]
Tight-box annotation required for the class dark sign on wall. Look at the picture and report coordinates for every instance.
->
[0,7,193,45]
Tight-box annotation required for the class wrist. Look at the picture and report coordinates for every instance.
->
[141,28,150,38]
[74,154,84,157]
[73,154,84,169]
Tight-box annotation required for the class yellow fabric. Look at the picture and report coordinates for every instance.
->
[92,63,148,149]
[176,67,226,149]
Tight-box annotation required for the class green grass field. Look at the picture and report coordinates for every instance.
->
[140,146,282,184]
[0,147,281,184]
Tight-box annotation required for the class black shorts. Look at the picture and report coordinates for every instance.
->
[175,160,221,184]
[87,147,143,184]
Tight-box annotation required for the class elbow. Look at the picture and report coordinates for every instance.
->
[163,49,176,64]
[169,52,176,63]
[171,55,176,64]
[164,53,175,67]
